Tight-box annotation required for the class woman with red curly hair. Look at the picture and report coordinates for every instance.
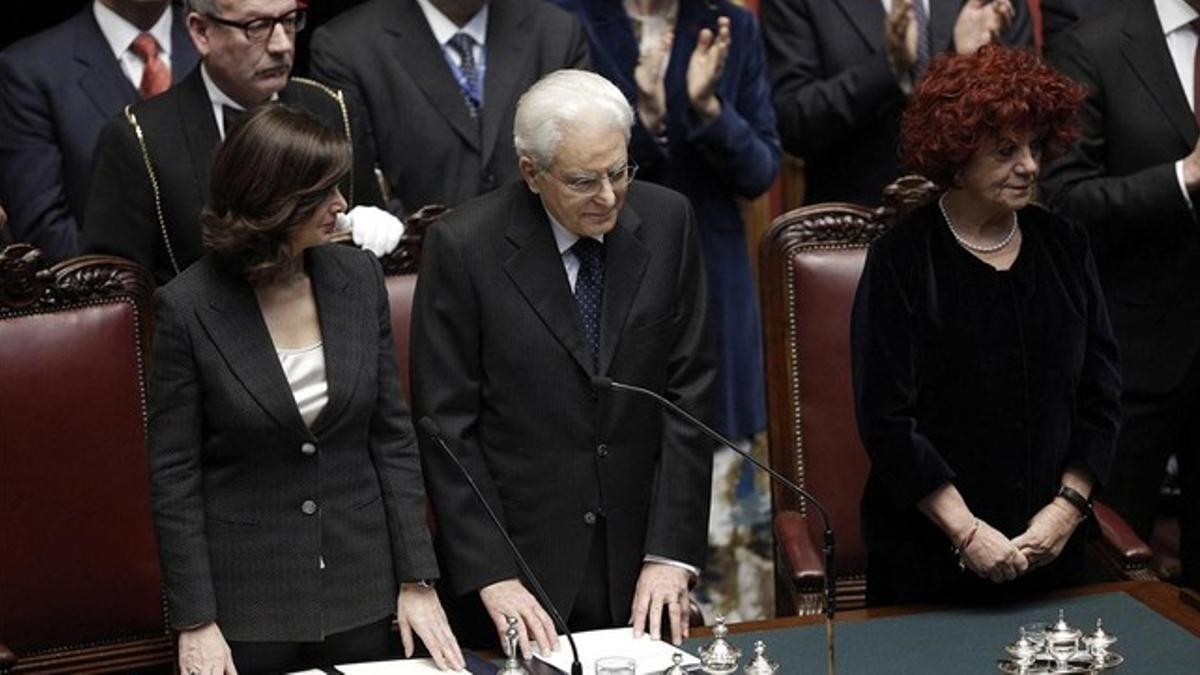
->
[850,45,1123,605]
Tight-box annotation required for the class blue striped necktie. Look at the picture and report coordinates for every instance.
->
[446,32,481,117]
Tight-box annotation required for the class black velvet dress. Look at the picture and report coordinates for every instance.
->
[851,201,1122,606]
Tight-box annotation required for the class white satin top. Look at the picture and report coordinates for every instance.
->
[276,342,328,428]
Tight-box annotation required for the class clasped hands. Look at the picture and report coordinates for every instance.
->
[959,499,1082,583]
[634,16,732,135]
[479,562,693,660]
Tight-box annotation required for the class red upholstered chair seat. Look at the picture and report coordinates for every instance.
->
[0,247,171,672]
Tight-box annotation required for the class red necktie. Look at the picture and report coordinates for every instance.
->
[130,33,171,99]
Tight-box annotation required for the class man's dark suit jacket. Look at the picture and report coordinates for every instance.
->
[0,2,198,260]
[1041,0,1200,397]
[761,0,1031,206]
[82,65,384,285]
[1041,0,1118,48]
[410,181,716,628]
[308,0,589,212]
[148,244,437,641]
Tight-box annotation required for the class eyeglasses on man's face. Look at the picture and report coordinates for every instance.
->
[205,8,306,43]
[543,160,639,197]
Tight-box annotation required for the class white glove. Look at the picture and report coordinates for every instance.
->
[337,205,404,257]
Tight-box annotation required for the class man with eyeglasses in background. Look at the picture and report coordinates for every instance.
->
[410,69,716,655]
[0,0,198,262]
[82,0,402,285]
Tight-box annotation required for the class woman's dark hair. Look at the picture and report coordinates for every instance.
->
[202,104,351,284]
[900,45,1087,187]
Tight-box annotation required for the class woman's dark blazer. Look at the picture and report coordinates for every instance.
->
[147,244,438,642]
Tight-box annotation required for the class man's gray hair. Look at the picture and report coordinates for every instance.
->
[513,69,633,167]
[188,0,220,14]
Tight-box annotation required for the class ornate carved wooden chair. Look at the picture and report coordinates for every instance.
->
[0,245,171,673]
[760,178,1155,617]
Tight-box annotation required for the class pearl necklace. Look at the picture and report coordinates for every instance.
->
[938,195,1018,254]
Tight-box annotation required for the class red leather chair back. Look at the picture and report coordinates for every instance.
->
[0,247,171,672]
[760,177,937,616]
[386,274,418,402]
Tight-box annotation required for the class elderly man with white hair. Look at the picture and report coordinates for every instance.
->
[411,69,716,655]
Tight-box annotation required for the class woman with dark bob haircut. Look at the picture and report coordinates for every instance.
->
[147,104,464,673]
[851,45,1122,605]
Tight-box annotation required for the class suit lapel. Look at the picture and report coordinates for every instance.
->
[597,201,649,376]
[581,0,639,96]
[175,67,221,212]
[480,0,529,170]
[930,0,959,53]
[195,269,313,441]
[169,4,200,82]
[1121,0,1197,148]
[74,8,138,119]
[833,0,885,52]
[385,0,481,152]
[308,248,365,435]
[502,187,595,376]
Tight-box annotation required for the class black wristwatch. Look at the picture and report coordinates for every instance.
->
[1057,485,1093,519]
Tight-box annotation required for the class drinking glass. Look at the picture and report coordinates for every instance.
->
[594,656,636,675]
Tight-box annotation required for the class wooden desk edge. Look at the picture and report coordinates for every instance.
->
[694,581,1199,638]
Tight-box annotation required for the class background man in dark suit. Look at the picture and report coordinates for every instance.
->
[0,0,198,261]
[83,0,399,285]
[411,70,715,655]
[309,0,589,212]
[1041,0,1200,590]
[761,0,1031,206]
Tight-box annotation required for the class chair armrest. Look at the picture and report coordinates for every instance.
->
[1094,501,1153,569]
[0,639,16,671]
[773,510,826,590]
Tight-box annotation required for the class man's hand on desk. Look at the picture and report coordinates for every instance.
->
[1012,499,1083,570]
[630,561,692,646]
[178,622,237,675]
[397,582,465,671]
[479,578,558,659]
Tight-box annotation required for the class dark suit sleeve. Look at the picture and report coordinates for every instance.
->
[565,9,592,71]
[410,222,520,596]
[1041,29,1194,238]
[851,239,956,509]
[683,14,781,200]
[365,254,440,584]
[0,53,80,259]
[147,287,218,629]
[643,200,716,568]
[761,0,905,160]
[82,115,163,273]
[308,33,395,214]
[1066,228,1122,487]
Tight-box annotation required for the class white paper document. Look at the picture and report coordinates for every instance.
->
[532,627,700,673]
[292,659,469,674]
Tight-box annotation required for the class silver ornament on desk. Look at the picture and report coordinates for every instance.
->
[664,652,689,675]
[742,641,779,674]
[698,615,741,674]
[497,616,529,675]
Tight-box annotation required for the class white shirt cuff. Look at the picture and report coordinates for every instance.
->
[1176,159,1194,210]
[643,555,700,579]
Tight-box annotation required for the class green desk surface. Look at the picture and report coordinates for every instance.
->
[682,584,1200,674]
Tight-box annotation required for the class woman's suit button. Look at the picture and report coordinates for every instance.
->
[583,511,597,525]
[301,500,318,515]
[301,442,317,456]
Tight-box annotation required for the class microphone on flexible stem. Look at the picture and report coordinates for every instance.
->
[590,376,838,675]
[416,417,583,675]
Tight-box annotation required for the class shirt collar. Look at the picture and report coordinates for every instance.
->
[93,0,174,62]
[1156,0,1200,36]
[200,64,280,137]
[546,209,604,255]
[414,0,489,47]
